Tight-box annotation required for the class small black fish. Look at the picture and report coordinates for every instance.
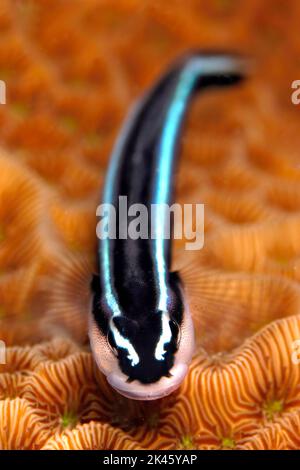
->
[90,51,246,400]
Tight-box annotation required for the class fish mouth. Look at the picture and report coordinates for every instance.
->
[107,363,188,400]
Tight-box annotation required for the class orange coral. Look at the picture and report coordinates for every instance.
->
[42,422,141,450]
[0,0,299,451]
[0,398,46,449]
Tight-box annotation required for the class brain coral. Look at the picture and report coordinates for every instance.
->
[0,0,300,450]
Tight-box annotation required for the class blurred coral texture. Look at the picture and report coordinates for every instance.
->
[0,0,300,450]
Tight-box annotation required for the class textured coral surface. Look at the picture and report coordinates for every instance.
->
[0,0,300,450]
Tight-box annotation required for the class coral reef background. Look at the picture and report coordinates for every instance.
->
[0,0,300,450]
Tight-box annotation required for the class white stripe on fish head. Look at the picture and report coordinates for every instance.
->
[155,311,172,361]
[109,317,140,366]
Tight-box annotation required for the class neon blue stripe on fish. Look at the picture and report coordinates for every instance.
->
[154,64,198,312]
[100,104,140,317]
[154,57,239,311]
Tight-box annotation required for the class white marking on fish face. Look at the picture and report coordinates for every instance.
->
[110,318,140,367]
[154,311,172,361]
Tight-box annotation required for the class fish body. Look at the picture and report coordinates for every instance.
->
[90,52,245,400]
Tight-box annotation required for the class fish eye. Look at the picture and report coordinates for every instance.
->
[170,318,181,347]
[107,330,118,357]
